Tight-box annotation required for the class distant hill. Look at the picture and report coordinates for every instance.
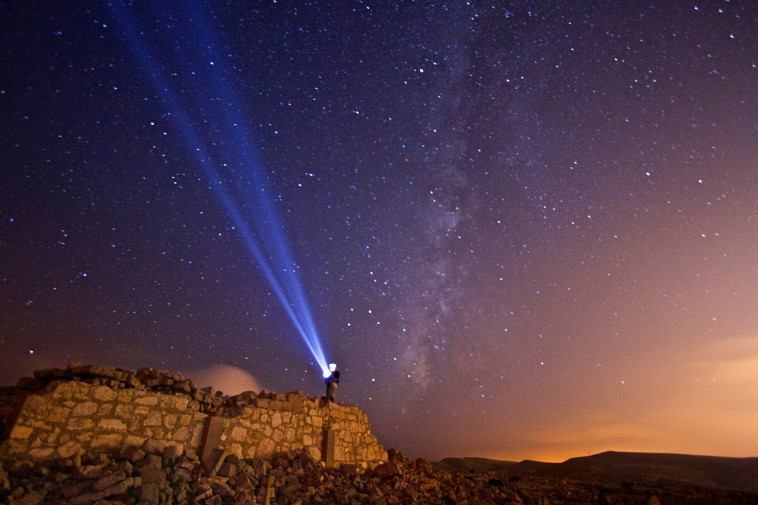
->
[434,456,517,474]
[434,451,758,493]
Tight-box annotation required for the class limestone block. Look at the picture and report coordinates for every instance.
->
[97,403,113,416]
[20,395,48,418]
[134,405,149,416]
[229,443,243,459]
[114,404,133,419]
[72,401,97,417]
[26,419,52,430]
[284,427,295,442]
[117,390,134,403]
[168,395,189,410]
[46,427,61,444]
[303,434,313,446]
[272,429,284,443]
[144,411,162,426]
[66,417,94,431]
[124,434,146,448]
[173,426,190,442]
[230,426,248,442]
[9,425,34,439]
[179,414,192,426]
[94,471,126,491]
[98,418,127,432]
[91,432,122,450]
[92,385,117,401]
[271,412,282,428]
[47,405,71,424]
[307,445,321,462]
[52,381,91,401]
[163,413,177,428]
[257,438,275,458]
[57,440,82,458]
[28,447,54,459]
[190,423,205,448]
[134,395,158,406]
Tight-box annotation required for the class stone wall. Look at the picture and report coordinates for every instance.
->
[0,364,387,469]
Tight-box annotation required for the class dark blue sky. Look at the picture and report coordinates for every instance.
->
[2,1,756,461]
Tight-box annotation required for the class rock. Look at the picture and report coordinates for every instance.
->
[412,457,433,474]
[373,461,401,479]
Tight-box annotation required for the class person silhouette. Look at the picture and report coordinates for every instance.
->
[324,364,340,402]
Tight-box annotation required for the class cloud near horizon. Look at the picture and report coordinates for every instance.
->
[181,363,263,396]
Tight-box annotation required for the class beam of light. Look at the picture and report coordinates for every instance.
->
[110,3,330,377]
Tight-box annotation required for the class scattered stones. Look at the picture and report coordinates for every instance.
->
[0,446,755,505]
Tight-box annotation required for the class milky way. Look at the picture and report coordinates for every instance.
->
[2,1,756,461]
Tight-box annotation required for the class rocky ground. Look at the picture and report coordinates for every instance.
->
[2,444,757,505]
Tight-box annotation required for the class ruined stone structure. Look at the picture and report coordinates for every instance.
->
[0,364,386,469]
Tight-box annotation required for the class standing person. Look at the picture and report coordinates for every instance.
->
[325,363,340,402]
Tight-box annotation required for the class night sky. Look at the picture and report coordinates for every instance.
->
[2,1,757,462]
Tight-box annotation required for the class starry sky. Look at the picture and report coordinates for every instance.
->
[2,1,757,462]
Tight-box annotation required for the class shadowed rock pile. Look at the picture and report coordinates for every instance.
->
[2,444,757,505]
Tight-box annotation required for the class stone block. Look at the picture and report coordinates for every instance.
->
[117,390,134,403]
[66,417,94,431]
[96,403,113,416]
[93,470,126,491]
[98,418,127,432]
[92,385,117,401]
[9,425,34,439]
[134,395,159,406]
[52,381,91,401]
[139,482,160,503]
[27,447,54,459]
[230,425,248,442]
[173,426,190,442]
[163,443,184,460]
[114,404,133,419]
[163,412,177,428]
[203,448,227,477]
[168,395,189,410]
[91,433,121,450]
[139,464,167,485]
[141,438,165,456]
[257,438,275,458]
[72,401,97,417]
[144,411,162,426]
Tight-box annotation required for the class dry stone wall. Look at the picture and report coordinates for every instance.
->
[0,363,386,469]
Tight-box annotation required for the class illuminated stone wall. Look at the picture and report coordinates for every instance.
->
[0,365,386,469]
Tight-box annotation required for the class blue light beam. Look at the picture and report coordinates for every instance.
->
[111,3,330,376]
